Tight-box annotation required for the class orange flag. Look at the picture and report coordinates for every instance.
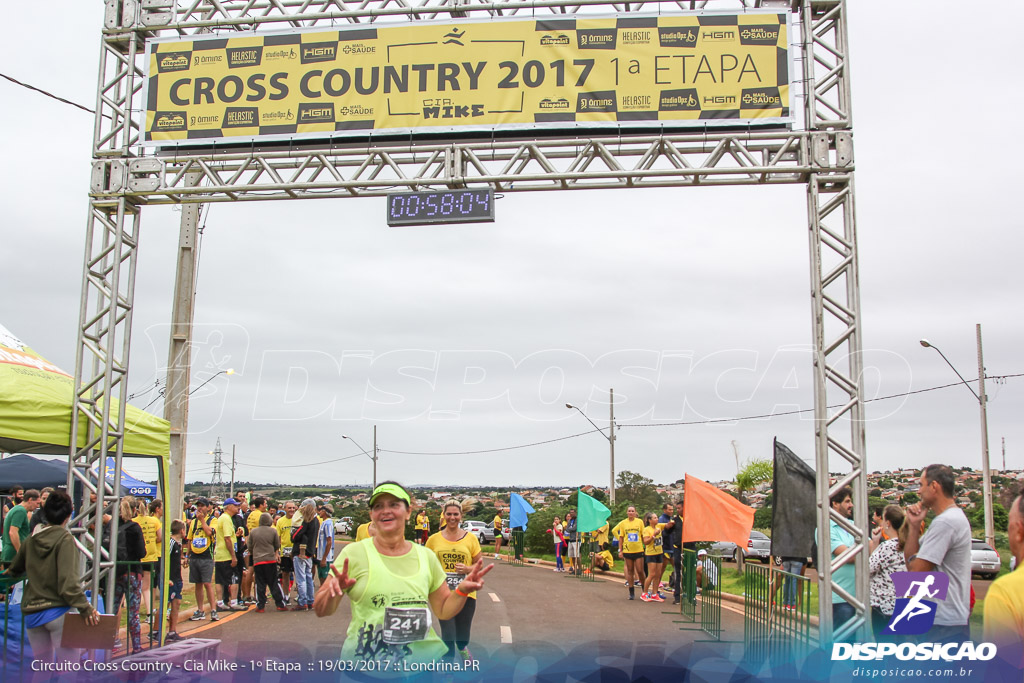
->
[681,474,755,548]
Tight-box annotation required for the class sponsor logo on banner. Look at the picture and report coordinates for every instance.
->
[298,102,335,123]
[741,87,782,109]
[157,52,191,73]
[301,42,338,64]
[191,114,220,128]
[227,46,263,68]
[620,94,651,110]
[223,107,258,128]
[539,98,571,110]
[658,27,698,48]
[154,111,187,131]
[701,30,735,42]
[739,24,781,46]
[620,30,652,45]
[540,34,571,46]
[342,43,376,55]
[659,88,700,111]
[338,105,375,117]
[265,47,298,61]
[577,90,616,112]
[261,109,295,123]
[577,29,617,50]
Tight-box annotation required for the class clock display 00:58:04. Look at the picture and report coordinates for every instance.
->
[386,189,494,226]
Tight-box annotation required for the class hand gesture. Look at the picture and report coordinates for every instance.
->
[905,502,926,527]
[456,559,494,594]
[325,558,357,598]
[454,562,469,574]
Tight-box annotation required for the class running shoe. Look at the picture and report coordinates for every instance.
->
[656,592,667,600]
[276,606,289,612]
[165,632,183,642]
[189,610,205,621]
[640,593,651,602]
[458,647,475,663]
[210,610,220,621]
[634,580,642,586]
[651,594,665,603]
[256,608,265,613]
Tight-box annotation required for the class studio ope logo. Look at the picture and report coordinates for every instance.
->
[658,27,698,48]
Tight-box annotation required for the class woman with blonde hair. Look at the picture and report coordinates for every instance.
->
[641,513,666,602]
[425,500,483,662]
[135,499,162,616]
[290,499,320,611]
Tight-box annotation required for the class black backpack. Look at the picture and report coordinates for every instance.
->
[117,520,146,565]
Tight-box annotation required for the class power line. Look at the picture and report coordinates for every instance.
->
[0,72,94,114]
[381,428,605,457]
[235,452,368,469]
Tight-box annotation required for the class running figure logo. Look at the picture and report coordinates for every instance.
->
[443,28,466,46]
[886,571,949,635]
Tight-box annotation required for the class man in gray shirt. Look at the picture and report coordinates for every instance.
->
[904,464,972,643]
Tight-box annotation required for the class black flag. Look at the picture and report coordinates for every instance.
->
[770,438,816,558]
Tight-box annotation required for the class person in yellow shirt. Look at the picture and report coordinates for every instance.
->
[612,506,646,600]
[276,501,296,603]
[242,496,268,604]
[984,493,1024,669]
[439,511,446,532]
[593,520,610,548]
[426,500,484,662]
[135,499,163,614]
[184,498,217,621]
[354,521,376,541]
[492,511,503,558]
[416,511,430,545]
[641,513,666,602]
[214,498,242,611]
[590,543,615,572]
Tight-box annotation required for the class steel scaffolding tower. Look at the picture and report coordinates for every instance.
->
[71,0,869,642]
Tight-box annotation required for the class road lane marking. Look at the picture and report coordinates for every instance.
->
[488,592,501,602]
[500,625,512,643]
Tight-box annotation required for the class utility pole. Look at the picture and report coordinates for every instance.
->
[229,444,236,500]
[1002,437,1006,472]
[210,437,223,499]
[977,324,994,549]
[609,388,616,506]
[373,425,378,490]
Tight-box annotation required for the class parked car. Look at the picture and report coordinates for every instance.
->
[461,520,511,544]
[710,530,773,563]
[970,539,1001,579]
[337,517,353,535]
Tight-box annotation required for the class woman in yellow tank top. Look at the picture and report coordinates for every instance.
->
[641,513,665,603]
[314,482,493,666]
[425,500,483,662]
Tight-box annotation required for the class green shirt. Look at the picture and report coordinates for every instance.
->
[334,539,447,664]
[2,505,29,564]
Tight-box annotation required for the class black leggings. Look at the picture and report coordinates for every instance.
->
[439,597,477,655]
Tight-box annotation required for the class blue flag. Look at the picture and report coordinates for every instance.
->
[509,492,535,530]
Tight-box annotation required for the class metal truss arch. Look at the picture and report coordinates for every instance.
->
[73,0,869,647]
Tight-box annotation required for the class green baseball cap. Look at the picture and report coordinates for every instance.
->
[368,483,410,507]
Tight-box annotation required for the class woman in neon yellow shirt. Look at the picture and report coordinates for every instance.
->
[315,482,492,665]
[425,500,483,662]
[641,513,666,603]
[612,506,646,600]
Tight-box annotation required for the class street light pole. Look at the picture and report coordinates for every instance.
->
[566,390,615,505]
[342,433,377,490]
[920,328,994,547]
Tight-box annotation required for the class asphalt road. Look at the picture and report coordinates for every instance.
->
[176,558,747,679]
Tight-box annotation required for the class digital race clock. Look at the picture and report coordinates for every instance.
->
[386,189,494,227]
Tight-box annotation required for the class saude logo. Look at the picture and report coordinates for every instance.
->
[831,571,997,662]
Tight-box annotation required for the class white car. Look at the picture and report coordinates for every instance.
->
[461,520,511,544]
[970,539,1001,579]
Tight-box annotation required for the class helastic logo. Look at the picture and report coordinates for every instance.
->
[226,46,263,68]
[887,571,949,635]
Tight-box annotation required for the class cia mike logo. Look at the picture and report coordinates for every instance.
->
[887,571,949,635]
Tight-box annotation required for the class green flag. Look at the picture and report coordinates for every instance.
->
[576,489,611,533]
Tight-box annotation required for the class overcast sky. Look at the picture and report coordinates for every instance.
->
[2,1,1022,489]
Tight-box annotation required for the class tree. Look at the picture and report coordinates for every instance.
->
[614,471,661,511]
[735,459,773,504]
[901,491,919,506]
[877,477,894,490]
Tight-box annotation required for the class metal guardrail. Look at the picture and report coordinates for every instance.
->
[743,562,814,663]
[507,531,526,567]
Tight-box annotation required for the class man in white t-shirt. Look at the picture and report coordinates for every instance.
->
[904,464,972,644]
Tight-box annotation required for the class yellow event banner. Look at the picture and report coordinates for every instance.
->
[143,13,791,145]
